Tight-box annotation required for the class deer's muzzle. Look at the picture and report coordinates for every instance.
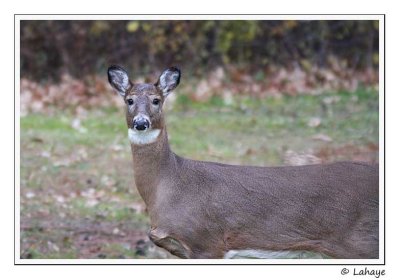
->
[133,116,150,131]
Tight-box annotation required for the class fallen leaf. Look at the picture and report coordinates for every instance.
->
[312,134,332,142]
[308,117,321,128]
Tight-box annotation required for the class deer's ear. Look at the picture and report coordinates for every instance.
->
[108,65,132,97]
[156,67,181,97]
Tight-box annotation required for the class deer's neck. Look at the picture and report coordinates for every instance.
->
[130,128,176,206]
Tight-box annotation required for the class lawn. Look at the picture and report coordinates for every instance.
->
[20,88,379,259]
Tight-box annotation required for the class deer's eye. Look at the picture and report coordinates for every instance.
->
[152,98,161,106]
[127,98,134,105]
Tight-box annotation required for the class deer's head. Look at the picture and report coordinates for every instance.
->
[108,66,180,145]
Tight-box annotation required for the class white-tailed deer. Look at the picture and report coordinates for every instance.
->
[107,65,379,259]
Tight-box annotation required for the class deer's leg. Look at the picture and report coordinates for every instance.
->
[148,227,192,259]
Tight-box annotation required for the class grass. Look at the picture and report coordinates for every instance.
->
[170,88,378,164]
[20,88,379,259]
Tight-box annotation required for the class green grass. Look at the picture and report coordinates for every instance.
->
[170,88,378,163]
[20,88,379,259]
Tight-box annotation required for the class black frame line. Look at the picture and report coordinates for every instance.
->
[14,13,386,266]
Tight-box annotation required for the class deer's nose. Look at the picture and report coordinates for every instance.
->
[133,118,150,131]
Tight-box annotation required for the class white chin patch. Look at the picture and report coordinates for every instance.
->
[128,128,161,145]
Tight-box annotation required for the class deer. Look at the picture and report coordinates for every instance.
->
[107,65,379,259]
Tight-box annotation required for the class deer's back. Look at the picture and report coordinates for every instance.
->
[157,159,378,258]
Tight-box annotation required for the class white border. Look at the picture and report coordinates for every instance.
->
[15,17,21,265]
[378,16,385,264]
[15,14,382,20]
[15,14,385,265]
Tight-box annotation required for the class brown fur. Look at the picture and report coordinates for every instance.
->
[108,66,379,259]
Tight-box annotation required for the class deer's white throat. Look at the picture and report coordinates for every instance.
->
[128,128,161,145]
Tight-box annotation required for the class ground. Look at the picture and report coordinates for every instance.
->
[20,88,379,259]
